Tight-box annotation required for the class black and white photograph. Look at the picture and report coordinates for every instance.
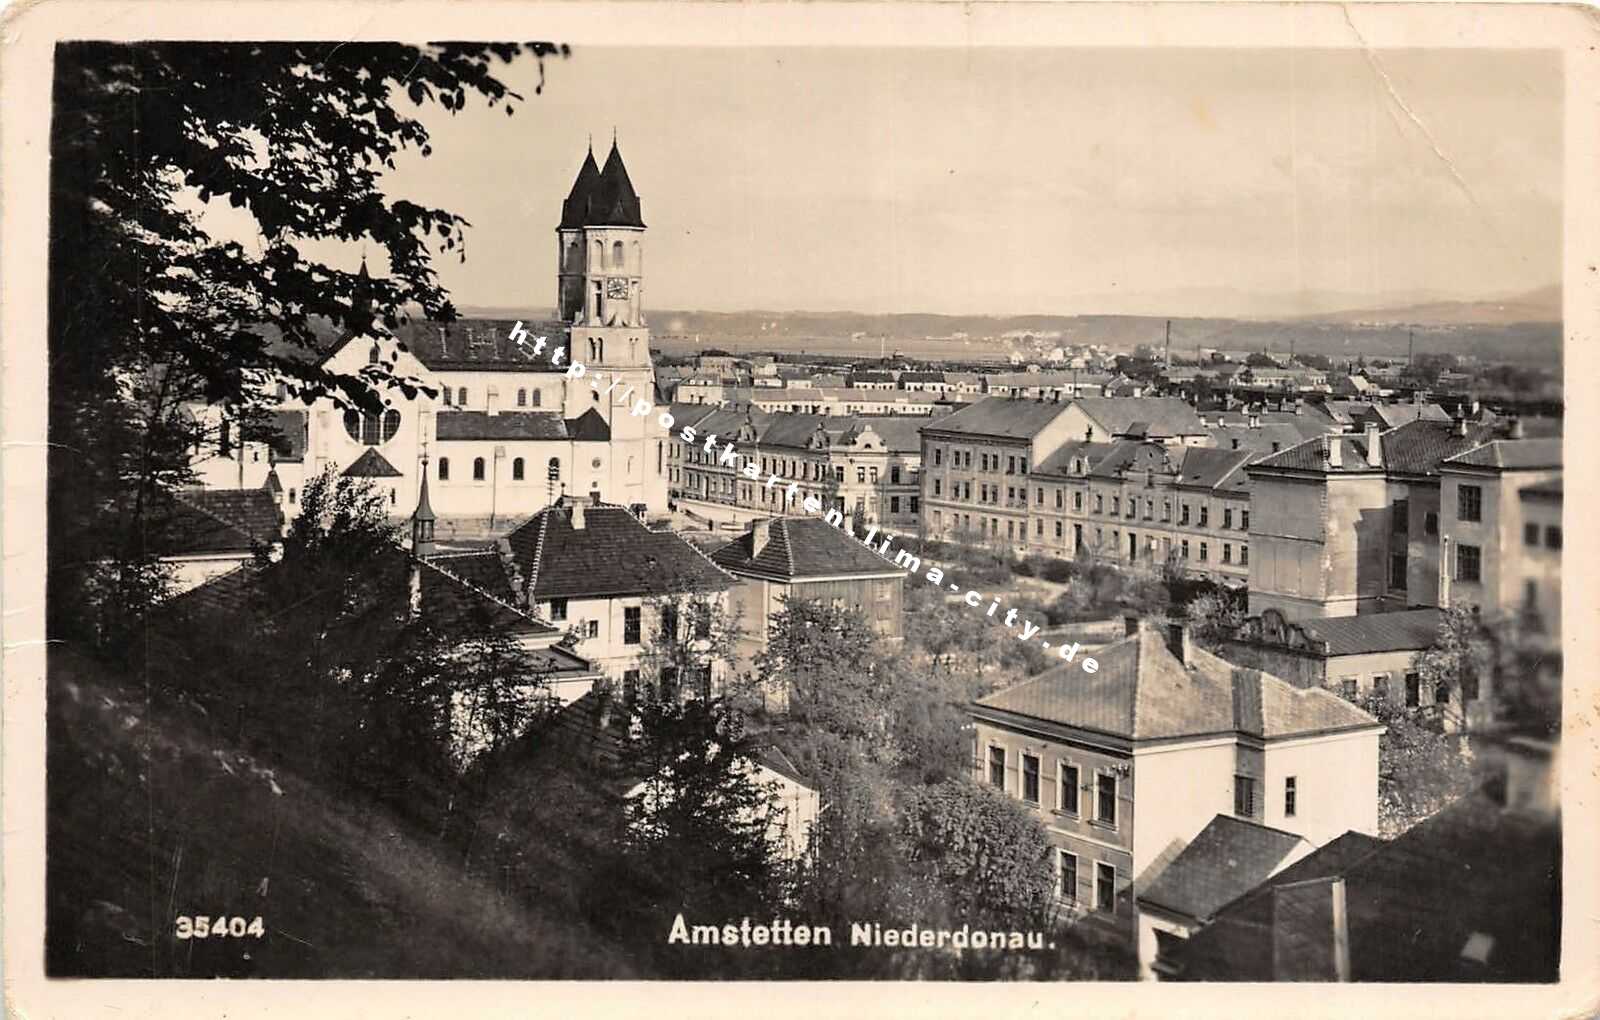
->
[2,1,1595,1015]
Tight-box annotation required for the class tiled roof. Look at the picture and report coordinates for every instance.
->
[504,501,734,601]
[757,413,835,450]
[241,410,307,462]
[1138,815,1309,921]
[710,517,909,581]
[899,371,946,384]
[843,416,925,452]
[1071,397,1207,437]
[1172,447,1255,492]
[920,397,1073,440]
[1249,432,1384,475]
[849,371,897,384]
[1441,438,1562,471]
[425,549,517,605]
[435,411,568,442]
[1184,791,1558,981]
[566,408,611,442]
[390,319,571,372]
[974,627,1378,742]
[1240,607,1443,657]
[342,448,404,478]
[162,543,559,639]
[150,488,283,557]
[1031,440,1119,478]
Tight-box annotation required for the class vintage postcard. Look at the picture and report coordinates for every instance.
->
[2,2,1595,1017]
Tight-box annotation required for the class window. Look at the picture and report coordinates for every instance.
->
[1059,851,1078,904]
[512,457,525,481]
[1180,503,1190,525]
[1241,510,1250,530]
[1181,539,1190,559]
[890,496,901,514]
[1199,542,1208,562]
[1074,491,1084,511]
[1007,456,1016,475]
[1055,489,1063,510]
[891,466,901,484]
[857,467,866,484]
[910,497,919,513]
[1199,506,1209,527]
[622,669,640,704]
[1391,550,1407,589]
[1405,672,1420,707]
[1424,511,1439,536]
[1285,777,1297,817]
[988,747,1006,788]
[548,456,561,480]
[934,447,943,467]
[1035,519,1044,537]
[612,240,625,267]
[1391,498,1409,534]
[516,388,527,407]
[457,387,468,406]
[1095,773,1117,826]
[870,467,879,484]
[1222,544,1232,564]
[1340,677,1359,701]
[438,457,450,481]
[1059,762,1080,814]
[1457,544,1481,582]
[288,488,296,504]
[1240,545,1248,566]
[1021,754,1040,804]
[1234,774,1255,818]
[1055,520,1063,539]
[1094,494,1103,513]
[1111,496,1120,515]
[1020,456,1028,473]
[1037,487,1045,506]
[1095,863,1116,914]
[472,457,486,481]
[584,619,599,639]
[1525,522,1541,546]
[624,606,642,645]
[1223,508,1233,529]
[341,408,401,446]
[549,598,568,622]
[1545,526,1562,550]
[530,389,542,407]
[1456,483,1489,524]
[693,603,712,639]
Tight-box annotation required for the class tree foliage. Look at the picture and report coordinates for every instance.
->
[49,41,562,645]
[898,779,1056,928]
[1358,692,1476,837]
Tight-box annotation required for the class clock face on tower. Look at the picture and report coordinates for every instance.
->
[605,277,629,300]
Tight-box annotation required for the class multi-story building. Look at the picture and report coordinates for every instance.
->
[1516,478,1562,637]
[711,516,907,677]
[1435,438,1563,617]
[1246,416,1561,620]
[1056,397,1209,446]
[920,397,1081,549]
[1023,440,1254,584]
[969,619,1381,973]
[184,142,670,532]
[501,494,735,689]
[670,409,923,532]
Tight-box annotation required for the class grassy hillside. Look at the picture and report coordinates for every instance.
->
[45,650,638,978]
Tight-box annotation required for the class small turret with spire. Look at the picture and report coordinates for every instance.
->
[411,452,437,559]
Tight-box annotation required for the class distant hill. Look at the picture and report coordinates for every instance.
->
[456,296,1562,367]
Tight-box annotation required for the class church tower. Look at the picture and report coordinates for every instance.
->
[557,139,649,370]
[555,140,666,513]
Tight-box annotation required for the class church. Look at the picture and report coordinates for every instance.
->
[189,141,671,539]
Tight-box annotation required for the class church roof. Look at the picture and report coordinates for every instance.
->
[342,448,403,478]
[559,142,645,229]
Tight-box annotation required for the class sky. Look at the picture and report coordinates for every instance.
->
[318,46,1563,318]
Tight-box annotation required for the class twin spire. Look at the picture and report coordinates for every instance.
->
[560,137,645,230]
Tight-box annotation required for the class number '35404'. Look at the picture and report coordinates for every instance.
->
[174,916,265,939]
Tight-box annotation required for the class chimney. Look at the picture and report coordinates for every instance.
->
[1123,612,1141,637]
[1293,397,1304,416]
[591,490,602,507]
[751,518,772,557]
[487,386,499,416]
[595,679,614,730]
[1248,413,1260,429]
[1231,437,1241,450]
[1326,435,1342,468]
[571,499,586,530]
[1165,621,1192,665]
[1363,421,1382,468]
[1470,398,1481,418]
[1453,415,1469,438]
[1507,417,1525,440]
